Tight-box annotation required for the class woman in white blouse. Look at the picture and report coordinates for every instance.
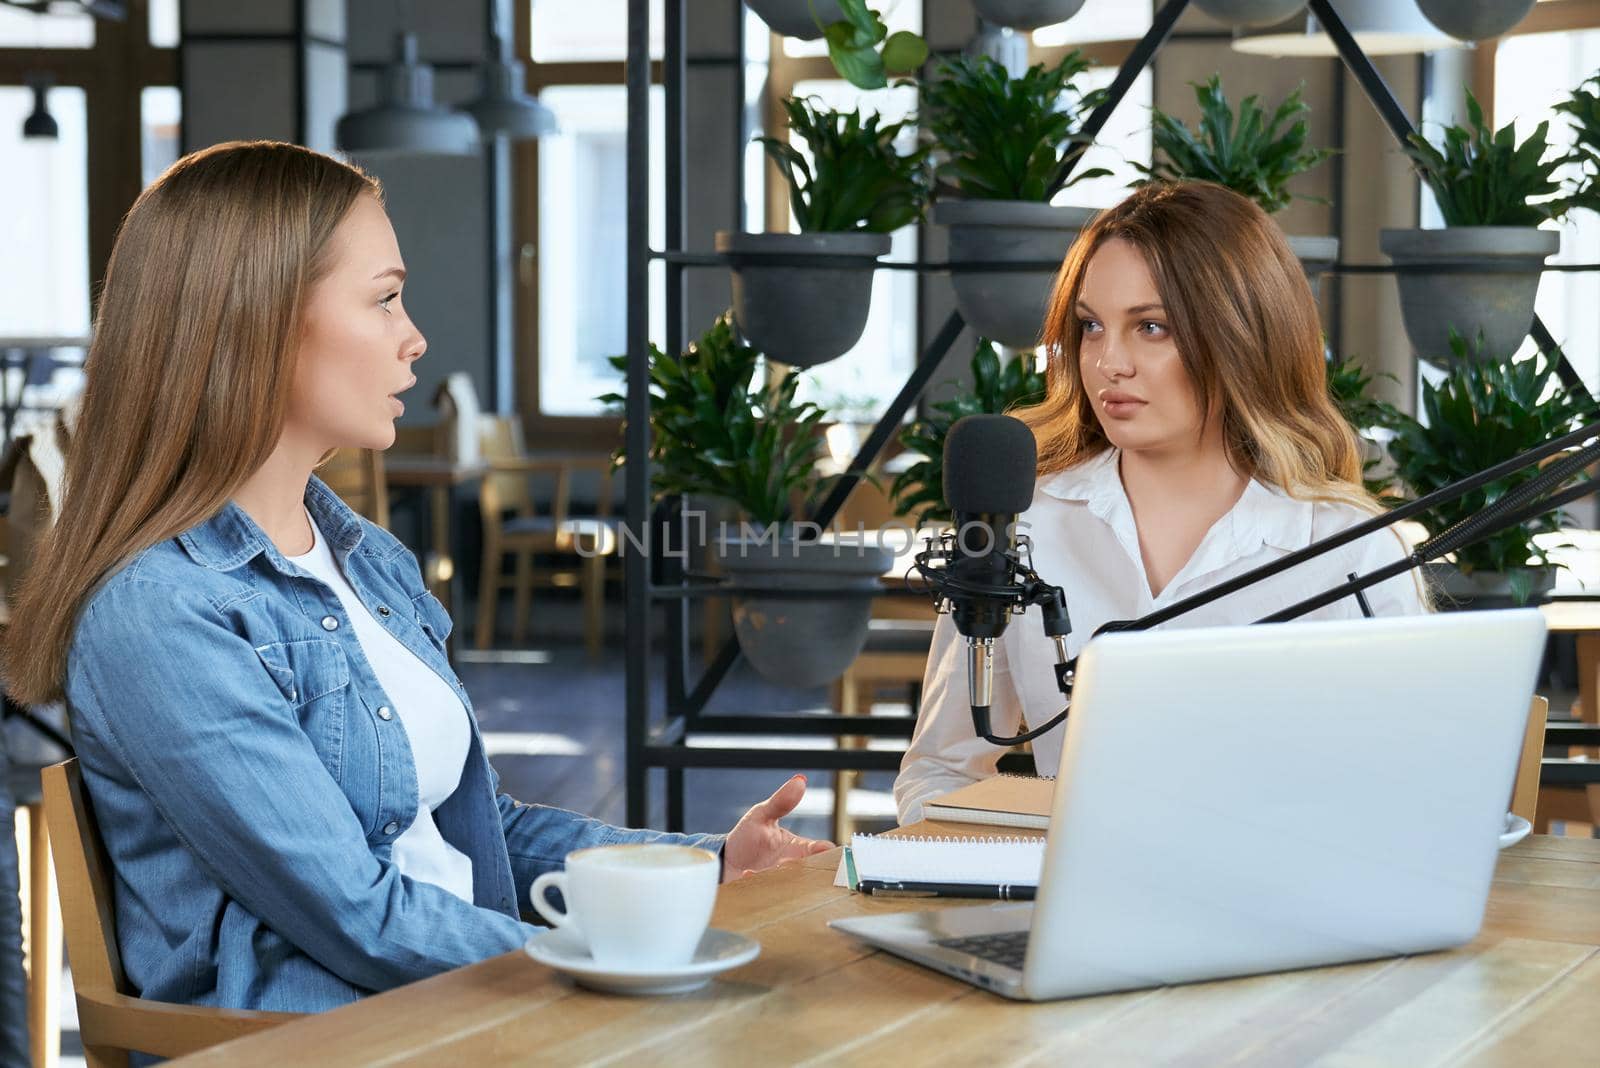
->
[894,181,1426,825]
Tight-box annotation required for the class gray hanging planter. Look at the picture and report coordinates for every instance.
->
[1379,226,1559,363]
[716,537,895,689]
[970,0,1087,31]
[716,230,891,368]
[744,0,844,40]
[1285,234,1339,297]
[937,200,1097,350]
[1425,562,1555,611]
[1193,0,1307,27]
[1416,0,1536,41]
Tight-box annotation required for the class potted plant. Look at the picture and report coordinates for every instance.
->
[891,339,1047,525]
[717,95,930,368]
[1556,71,1600,217]
[603,313,893,688]
[970,0,1087,32]
[1385,335,1596,608]
[1416,0,1537,41]
[1136,75,1338,288]
[749,0,925,87]
[1326,353,1405,501]
[1383,89,1565,364]
[922,52,1109,349]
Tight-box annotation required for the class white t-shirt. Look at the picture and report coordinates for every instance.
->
[289,512,476,902]
[893,448,1427,825]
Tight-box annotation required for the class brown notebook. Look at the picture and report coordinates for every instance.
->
[922,774,1054,830]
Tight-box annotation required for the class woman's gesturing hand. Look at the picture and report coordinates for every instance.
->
[721,775,835,882]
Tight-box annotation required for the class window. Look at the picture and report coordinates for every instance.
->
[1054,65,1152,210]
[536,85,665,417]
[530,0,662,62]
[1494,28,1600,389]
[0,4,92,47]
[0,85,90,337]
[140,86,182,187]
[148,0,179,48]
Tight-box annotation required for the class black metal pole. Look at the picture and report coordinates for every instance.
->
[662,0,688,833]
[1305,0,1590,400]
[624,0,652,828]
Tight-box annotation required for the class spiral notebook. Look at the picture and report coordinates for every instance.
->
[922,774,1055,830]
[834,833,1046,891]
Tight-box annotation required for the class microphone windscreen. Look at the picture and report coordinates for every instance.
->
[944,414,1037,515]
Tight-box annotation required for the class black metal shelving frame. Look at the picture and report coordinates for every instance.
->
[622,0,1592,829]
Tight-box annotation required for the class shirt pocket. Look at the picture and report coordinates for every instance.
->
[411,590,454,651]
[254,638,351,782]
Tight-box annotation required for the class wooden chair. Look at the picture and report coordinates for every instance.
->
[316,448,390,528]
[40,760,298,1066]
[474,415,617,660]
[1513,695,1549,825]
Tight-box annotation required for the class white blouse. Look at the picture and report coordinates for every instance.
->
[290,512,477,902]
[893,448,1426,825]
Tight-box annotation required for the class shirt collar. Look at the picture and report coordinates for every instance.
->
[178,475,367,572]
[1037,447,1317,555]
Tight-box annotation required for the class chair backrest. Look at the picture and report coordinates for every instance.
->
[317,449,390,528]
[40,759,298,1064]
[40,759,128,1000]
[479,414,537,518]
[1511,695,1550,824]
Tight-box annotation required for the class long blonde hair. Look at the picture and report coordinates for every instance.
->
[3,141,380,705]
[1015,181,1370,510]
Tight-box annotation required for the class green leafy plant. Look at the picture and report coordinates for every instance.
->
[823,0,928,91]
[1135,75,1334,214]
[920,52,1110,201]
[1326,354,1406,501]
[599,313,829,527]
[891,340,1046,525]
[1385,335,1597,602]
[757,96,931,232]
[1555,71,1600,217]
[1403,88,1565,226]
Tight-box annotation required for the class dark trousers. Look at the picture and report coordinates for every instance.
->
[0,742,30,1068]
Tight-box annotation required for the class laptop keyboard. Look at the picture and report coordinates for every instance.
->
[935,931,1030,970]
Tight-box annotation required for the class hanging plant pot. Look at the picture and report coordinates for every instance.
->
[970,0,1087,31]
[1425,562,1555,611]
[716,537,895,689]
[716,230,891,368]
[1379,227,1559,363]
[937,200,1097,350]
[744,0,844,41]
[1193,0,1307,27]
[1416,0,1536,41]
[1285,234,1339,297]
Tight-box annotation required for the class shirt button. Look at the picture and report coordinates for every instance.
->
[377,605,391,617]
[321,616,339,631]
[383,821,400,836]
[377,705,393,721]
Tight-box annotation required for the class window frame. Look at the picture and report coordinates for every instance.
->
[0,0,176,315]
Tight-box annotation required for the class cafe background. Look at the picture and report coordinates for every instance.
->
[4,1,1600,1065]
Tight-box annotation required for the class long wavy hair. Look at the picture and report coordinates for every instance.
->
[1015,181,1370,511]
[3,141,381,705]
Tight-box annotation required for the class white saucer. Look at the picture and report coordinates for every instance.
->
[1500,811,1532,849]
[523,926,760,995]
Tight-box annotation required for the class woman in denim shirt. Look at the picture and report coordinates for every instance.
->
[1,141,829,1014]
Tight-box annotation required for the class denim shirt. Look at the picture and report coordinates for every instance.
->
[63,478,722,1013]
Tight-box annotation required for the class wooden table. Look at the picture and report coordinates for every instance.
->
[381,456,487,625]
[175,828,1600,1066]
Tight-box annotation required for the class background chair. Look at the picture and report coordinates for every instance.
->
[41,759,297,1067]
[474,414,617,660]
[316,448,390,528]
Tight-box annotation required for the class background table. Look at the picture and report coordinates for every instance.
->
[173,827,1600,1066]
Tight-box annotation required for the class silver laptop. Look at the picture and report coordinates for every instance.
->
[831,610,1547,1001]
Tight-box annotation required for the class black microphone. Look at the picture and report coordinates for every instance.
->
[928,415,1072,745]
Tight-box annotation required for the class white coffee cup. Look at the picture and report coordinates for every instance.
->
[530,843,719,968]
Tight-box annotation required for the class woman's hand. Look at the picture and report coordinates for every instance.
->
[721,774,835,882]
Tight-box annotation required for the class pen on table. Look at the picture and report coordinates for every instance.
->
[856,879,1036,901]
